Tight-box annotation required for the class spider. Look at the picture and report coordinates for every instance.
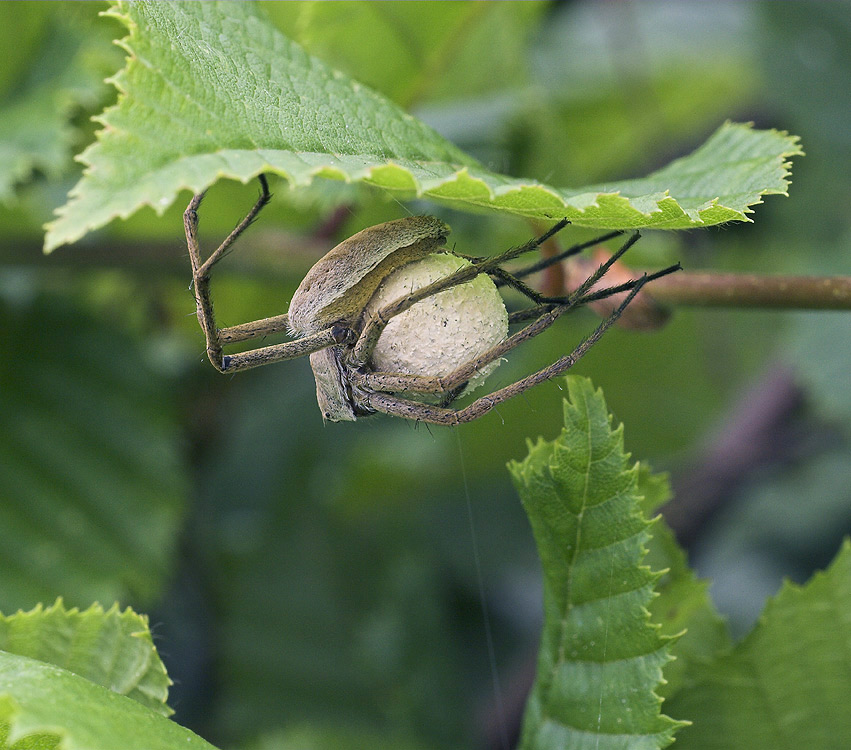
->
[184,176,679,425]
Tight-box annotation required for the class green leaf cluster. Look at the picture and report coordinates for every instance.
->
[667,539,851,748]
[2,2,851,750]
[2,379,850,750]
[0,601,213,750]
[0,600,171,715]
[44,1,801,251]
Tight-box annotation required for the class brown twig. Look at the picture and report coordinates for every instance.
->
[13,228,851,312]
[560,249,851,326]
[647,271,851,310]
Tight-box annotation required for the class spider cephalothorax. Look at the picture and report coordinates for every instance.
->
[185,176,678,425]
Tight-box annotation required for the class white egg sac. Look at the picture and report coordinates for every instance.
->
[363,253,508,396]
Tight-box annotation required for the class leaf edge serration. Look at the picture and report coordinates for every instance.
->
[0,598,173,717]
[508,376,689,750]
[43,1,803,251]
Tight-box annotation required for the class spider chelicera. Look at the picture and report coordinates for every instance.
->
[184,176,679,425]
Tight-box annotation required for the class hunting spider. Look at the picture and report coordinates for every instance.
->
[184,176,678,425]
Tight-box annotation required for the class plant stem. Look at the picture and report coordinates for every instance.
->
[648,272,851,310]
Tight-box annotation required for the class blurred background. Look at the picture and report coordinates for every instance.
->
[1,1,849,748]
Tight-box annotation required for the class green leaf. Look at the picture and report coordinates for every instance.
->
[508,377,685,750]
[665,539,851,749]
[0,652,216,750]
[637,470,731,700]
[0,600,171,717]
[261,1,545,106]
[0,296,186,611]
[0,4,120,203]
[44,0,802,251]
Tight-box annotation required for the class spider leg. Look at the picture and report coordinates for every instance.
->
[495,229,624,282]
[350,230,639,367]
[190,175,272,279]
[505,261,681,324]
[473,229,629,306]
[361,274,651,425]
[351,301,575,395]
[498,231,641,305]
[217,325,351,373]
[184,175,347,373]
[487,267,550,305]
[218,314,293,345]
[350,262,486,366]
[351,260,680,397]
[570,262,681,305]
[185,175,272,369]
[349,220,570,366]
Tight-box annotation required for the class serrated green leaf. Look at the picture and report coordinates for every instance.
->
[642,514,731,701]
[0,297,186,611]
[508,377,685,750]
[631,466,732,699]
[637,463,674,518]
[665,539,851,749]
[44,1,802,251]
[0,652,216,750]
[0,600,171,717]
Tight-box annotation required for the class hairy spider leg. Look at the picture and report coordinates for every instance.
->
[351,228,639,369]
[350,231,678,398]
[184,175,346,372]
[362,273,653,425]
[351,299,579,396]
[500,229,624,282]
[349,219,575,366]
[484,231,637,307]
[506,262,681,325]
[503,231,640,304]
[457,228,625,304]
[353,261,679,398]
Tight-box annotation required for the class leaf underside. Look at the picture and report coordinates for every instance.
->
[508,377,684,750]
[44,0,802,251]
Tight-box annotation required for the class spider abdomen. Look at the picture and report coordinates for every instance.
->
[288,216,449,335]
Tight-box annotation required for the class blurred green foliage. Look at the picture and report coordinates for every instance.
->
[0,2,849,749]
